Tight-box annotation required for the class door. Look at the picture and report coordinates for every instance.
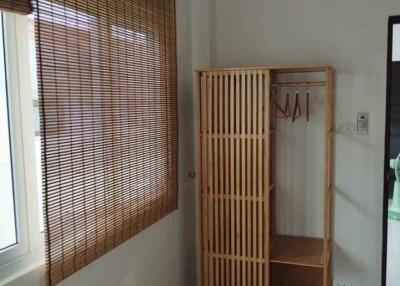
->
[383,15,400,286]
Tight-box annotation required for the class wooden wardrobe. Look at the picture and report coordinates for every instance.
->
[196,65,335,286]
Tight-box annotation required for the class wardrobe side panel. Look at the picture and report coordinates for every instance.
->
[323,68,335,286]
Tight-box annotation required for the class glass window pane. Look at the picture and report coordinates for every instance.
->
[394,24,400,61]
[27,15,43,232]
[0,13,17,251]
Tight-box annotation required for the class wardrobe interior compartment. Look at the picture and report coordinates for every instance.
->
[269,66,334,286]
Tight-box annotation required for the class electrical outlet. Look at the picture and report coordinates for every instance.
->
[333,280,352,286]
[335,122,356,133]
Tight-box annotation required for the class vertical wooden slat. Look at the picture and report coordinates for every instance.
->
[257,71,264,286]
[224,73,230,286]
[240,70,247,286]
[208,73,214,286]
[264,71,271,286]
[246,71,252,286]
[252,71,258,286]
[235,70,241,285]
[218,73,224,286]
[229,71,236,286]
[200,73,209,286]
[214,73,220,286]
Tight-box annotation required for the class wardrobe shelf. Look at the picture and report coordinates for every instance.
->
[270,235,324,268]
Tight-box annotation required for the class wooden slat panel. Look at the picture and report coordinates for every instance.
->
[199,69,270,286]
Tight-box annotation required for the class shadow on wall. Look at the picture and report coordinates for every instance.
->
[334,186,374,221]
[333,242,362,279]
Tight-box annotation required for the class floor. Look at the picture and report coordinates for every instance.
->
[387,217,400,286]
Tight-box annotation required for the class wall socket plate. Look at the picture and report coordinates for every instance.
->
[335,111,369,135]
[335,122,356,133]
[333,280,352,286]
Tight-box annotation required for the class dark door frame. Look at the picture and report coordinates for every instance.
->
[382,15,400,286]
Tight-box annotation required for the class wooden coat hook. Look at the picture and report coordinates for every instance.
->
[271,92,286,118]
[272,85,312,122]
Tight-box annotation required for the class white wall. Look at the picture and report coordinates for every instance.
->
[5,212,184,286]
[188,0,212,285]
[4,0,203,285]
[208,0,400,285]
[7,0,396,285]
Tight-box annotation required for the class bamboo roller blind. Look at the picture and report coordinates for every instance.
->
[0,0,31,14]
[32,0,177,284]
[199,70,271,286]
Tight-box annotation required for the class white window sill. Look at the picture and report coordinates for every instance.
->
[0,247,45,286]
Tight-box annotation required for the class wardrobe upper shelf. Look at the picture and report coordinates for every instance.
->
[196,64,335,74]
[270,235,324,268]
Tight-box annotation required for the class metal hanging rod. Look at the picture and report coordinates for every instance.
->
[271,81,327,88]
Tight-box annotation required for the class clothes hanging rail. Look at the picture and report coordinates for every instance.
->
[271,81,326,88]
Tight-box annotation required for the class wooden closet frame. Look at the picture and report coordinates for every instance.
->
[196,65,335,286]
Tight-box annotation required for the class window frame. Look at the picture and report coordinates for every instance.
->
[0,12,44,282]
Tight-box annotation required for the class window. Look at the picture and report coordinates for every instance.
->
[0,12,17,252]
[0,11,43,282]
[394,24,400,61]
[33,0,177,284]
[0,0,177,284]
[28,14,44,231]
